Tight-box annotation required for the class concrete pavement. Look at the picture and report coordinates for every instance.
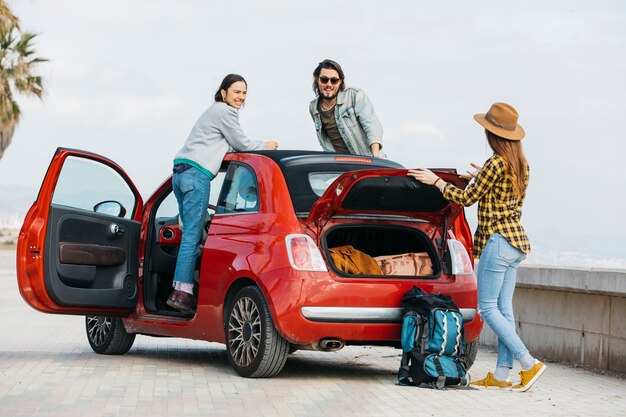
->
[1,249,625,417]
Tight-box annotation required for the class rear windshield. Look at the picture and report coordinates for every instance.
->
[279,158,404,213]
[309,172,343,197]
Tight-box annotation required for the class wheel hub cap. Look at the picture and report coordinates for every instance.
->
[86,316,112,347]
[243,323,252,341]
[228,297,261,367]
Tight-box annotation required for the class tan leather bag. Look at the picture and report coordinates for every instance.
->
[374,252,434,276]
[329,245,383,275]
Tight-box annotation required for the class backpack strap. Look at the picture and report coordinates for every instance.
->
[438,312,448,355]
[398,352,413,386]
[415,314,426,352]
[453,312,462,356]
[455,358,464,377]
[433,356,444,376]
[434,356,468,388]
[432,357,447,389]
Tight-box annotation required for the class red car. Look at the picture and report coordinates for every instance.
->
[17,148,482,377]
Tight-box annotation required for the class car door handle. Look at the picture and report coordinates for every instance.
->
[109,223,125,237]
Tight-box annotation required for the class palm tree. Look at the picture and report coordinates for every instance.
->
[0,0,46,160]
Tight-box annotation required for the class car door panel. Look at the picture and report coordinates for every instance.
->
[16,148,143,315]
[59,242,126,266]
[44,205,140,308]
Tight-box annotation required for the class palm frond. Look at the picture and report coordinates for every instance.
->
[27,57,49,65]
[0,0,20,33]
[0,1,46,160]
[14,32,37,57]
[0,89,21,121]
[0,29,16,50]
[14,75,43,97]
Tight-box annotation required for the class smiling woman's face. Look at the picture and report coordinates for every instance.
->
[221,81,247,109]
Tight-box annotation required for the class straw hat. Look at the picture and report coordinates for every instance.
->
[473,102,525,140]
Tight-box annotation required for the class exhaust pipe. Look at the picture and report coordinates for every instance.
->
[317,338,345,351]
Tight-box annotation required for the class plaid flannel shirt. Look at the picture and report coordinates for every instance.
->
[443,154,531,259]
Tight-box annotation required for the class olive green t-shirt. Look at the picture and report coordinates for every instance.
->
[318,101,349,154]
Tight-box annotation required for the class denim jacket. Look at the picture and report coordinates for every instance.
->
[309,88,383,156]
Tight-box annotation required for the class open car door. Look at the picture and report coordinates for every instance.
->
[16,148,143,316]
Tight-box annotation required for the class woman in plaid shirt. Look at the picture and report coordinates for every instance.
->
[408,102,546,392]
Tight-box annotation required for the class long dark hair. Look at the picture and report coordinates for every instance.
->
[214,74,247,102]
[486,130,529,198]
[312,59,346,95]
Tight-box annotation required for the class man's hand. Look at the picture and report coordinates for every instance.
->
[265,141,279,150]
[370,143,382,158]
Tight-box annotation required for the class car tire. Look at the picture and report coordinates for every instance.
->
[463,340,478,370]
[226,286,289,377]
[85,316,136,355]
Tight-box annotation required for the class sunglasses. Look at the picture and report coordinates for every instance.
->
[319,76,341,85]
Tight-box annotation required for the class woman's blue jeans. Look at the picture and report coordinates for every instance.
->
[172,167,211,285]
[476,233,528,369]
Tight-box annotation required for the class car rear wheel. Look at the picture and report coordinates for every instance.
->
[226,286,289,377]
[85,316,135,355]
[463,340,478,370]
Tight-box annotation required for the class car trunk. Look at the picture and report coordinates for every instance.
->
[305,169,468,278]
[323,224,440,278]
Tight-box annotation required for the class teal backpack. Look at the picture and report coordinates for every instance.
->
[398,286,469,389]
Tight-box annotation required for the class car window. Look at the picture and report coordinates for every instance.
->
[208,170,226,208]
[51,156,136,219]
[154,170,226,219]
[308,172,342,197]
[154,190,179,219]
[217,163,258,214]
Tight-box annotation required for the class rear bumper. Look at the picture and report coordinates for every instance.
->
[301,306,477,323]
[262,268,482,345]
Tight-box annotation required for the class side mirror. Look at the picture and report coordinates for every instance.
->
[94,200,127,218]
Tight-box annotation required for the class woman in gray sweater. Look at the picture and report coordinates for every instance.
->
[167,74,278,313]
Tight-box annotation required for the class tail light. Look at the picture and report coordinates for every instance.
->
[447,239,474,275]
[285,234,328,272]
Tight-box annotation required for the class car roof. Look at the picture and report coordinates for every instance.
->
[240,150,405,214]
[244,150,404,170]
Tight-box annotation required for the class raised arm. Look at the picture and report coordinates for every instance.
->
[353,89,383,152]
[443,155,505,207]
[219,106,265,151]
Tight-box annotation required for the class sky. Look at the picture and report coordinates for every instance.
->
[1,1,625,266]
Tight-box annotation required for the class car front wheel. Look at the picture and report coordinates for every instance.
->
[226,286,289,377]
[85,316,135,355]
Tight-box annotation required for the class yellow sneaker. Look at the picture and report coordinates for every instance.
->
[470,372,512,390]
[512,361,547,392]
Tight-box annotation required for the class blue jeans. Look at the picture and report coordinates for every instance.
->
[476,233,528,368]
[172,167,211,284]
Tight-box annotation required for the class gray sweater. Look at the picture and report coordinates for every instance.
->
[174,102,265,178]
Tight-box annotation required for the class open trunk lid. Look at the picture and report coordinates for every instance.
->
[306,169,468,227]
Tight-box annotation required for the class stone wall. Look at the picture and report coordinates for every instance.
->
[478,265,626,374]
